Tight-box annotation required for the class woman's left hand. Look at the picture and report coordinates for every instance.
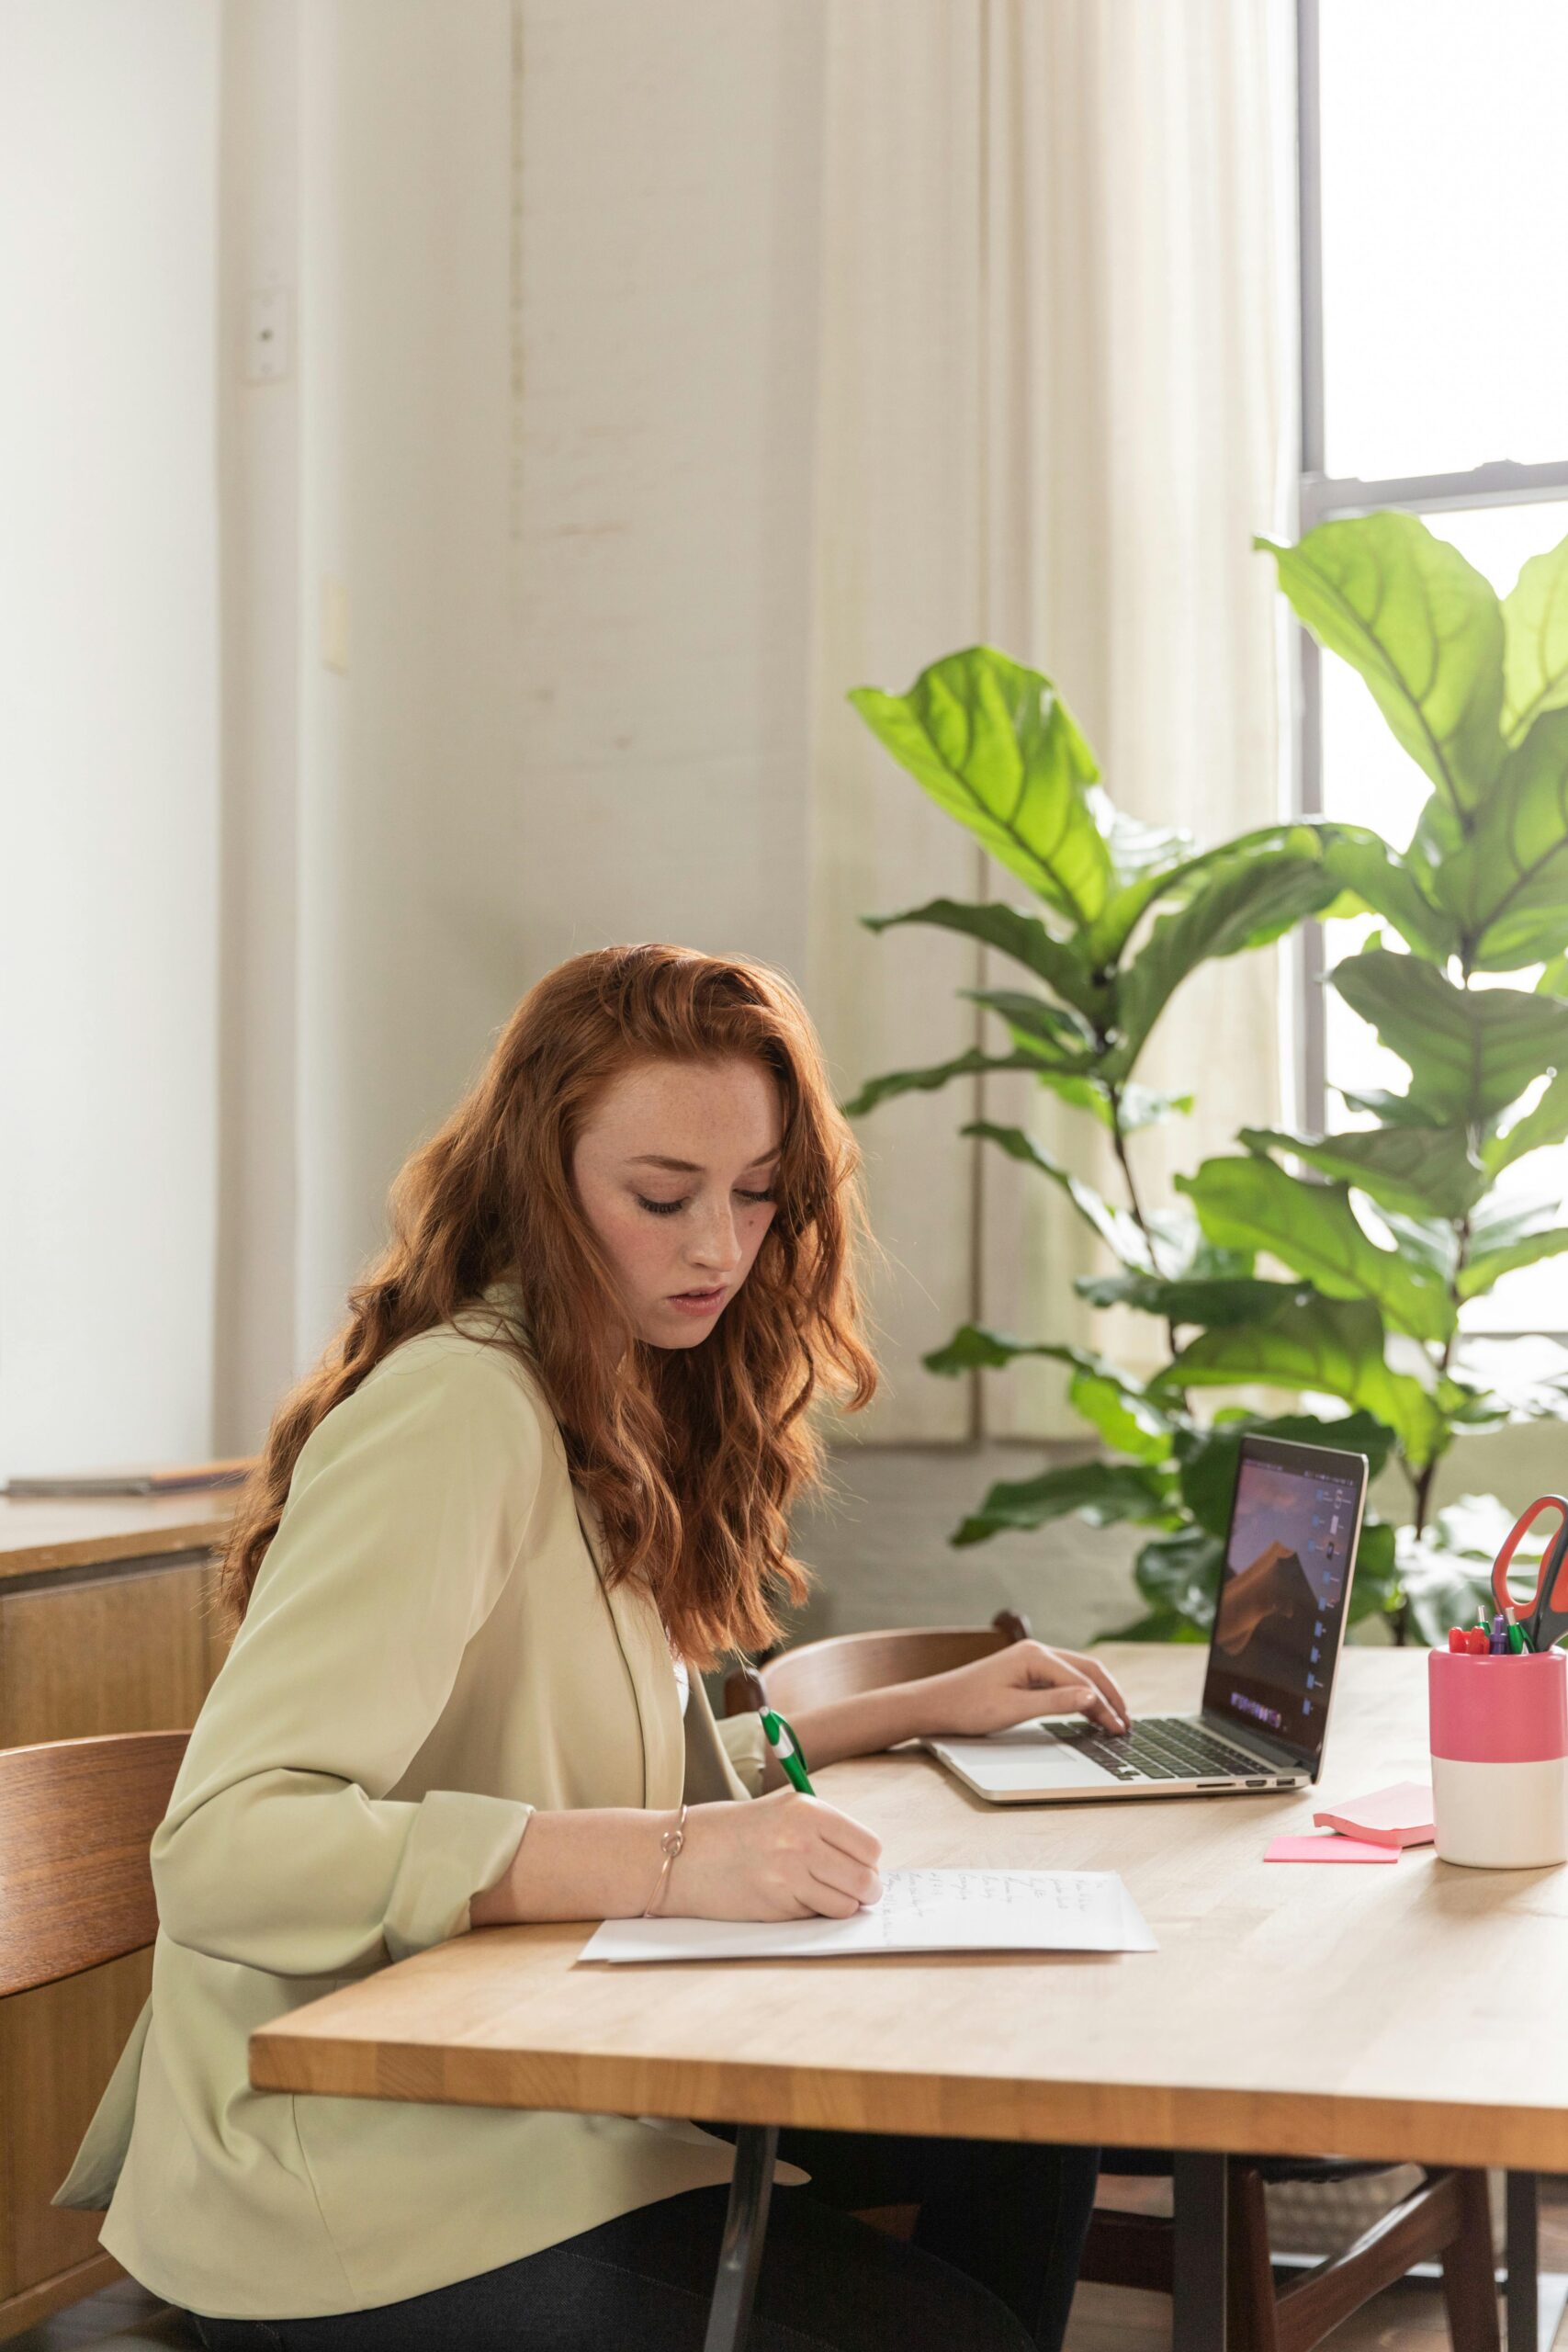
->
[915,1639,1131,1740]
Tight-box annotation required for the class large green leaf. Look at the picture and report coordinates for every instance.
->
[951,1461,1177,1547]
[842,1046,1070,1118]
[922,1326,1179,1461]
[1173,1408,1395,1539]
[1395,1530,1495,1648]
[1258,514,1505,818]
[1076,1271,1303,1327]
[1158,1293,1448,1467]
[1238,1124,1487,1222]
[863,898,1110,1023]
[1085,822,1334,966]
[1100,802,1196,882]
[1337,1085,1441,1130]
[1459,1187,1568,1299]
[1331,948,1568,1127]
[962,1121,1156,1269]
[1348,1519,1400,1624]
[1445,1334,1568,1425]
[1110,853,1343,1073]
[1376,1206,1461,1285]
[1484,1067,1568,1175]
[1438,708,1568,970]
[1033,1074,1193,1133]
[921,1336,1175,1458]
[1069,1370,1179,1463]
[1128,1528,1225,1630]
[849,650,1114,925]
[923,1328,1102,1379]
[1178,1155,1456,1344]
[961,989,1095,1058]
[1503,533,1568,746]
[1318,828,1459,962]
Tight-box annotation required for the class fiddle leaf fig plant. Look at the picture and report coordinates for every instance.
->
[848,514,1568,1644]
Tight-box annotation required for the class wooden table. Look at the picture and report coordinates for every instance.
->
[252,1647,1568,2351]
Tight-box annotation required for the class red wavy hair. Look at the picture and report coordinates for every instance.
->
[218,944,878,1663]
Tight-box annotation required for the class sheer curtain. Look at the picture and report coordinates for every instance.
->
[807,0,1300,1441]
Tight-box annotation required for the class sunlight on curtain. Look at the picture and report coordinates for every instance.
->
[809,0,1299,1441]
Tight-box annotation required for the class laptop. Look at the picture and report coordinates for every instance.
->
[924,1432,1370,1804]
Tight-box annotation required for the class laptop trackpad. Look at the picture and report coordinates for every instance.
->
[928,1735,1115,1790]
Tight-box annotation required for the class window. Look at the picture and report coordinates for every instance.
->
[1297,0,1568,1333]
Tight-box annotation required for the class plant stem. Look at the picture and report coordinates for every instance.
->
[1105,1084,1157,1266]
[1393,1200,1471,1645]
[1105,1081,1182,1365]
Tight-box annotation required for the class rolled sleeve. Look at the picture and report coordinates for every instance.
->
[152,1340,543,1978]
[714,1711,771,1799]
[383,1788,533,1962]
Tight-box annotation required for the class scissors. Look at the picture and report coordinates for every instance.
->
[1491,1495,1568,1652]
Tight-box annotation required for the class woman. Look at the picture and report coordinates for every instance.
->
[60,944,1131,2352]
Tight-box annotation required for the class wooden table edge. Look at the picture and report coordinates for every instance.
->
[247,2028,1568,2176]
[0,1517,233,1580]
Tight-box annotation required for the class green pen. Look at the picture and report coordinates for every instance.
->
[760,1708,816,1795]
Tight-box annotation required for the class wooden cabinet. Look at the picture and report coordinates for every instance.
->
[0,1559,216,1748]
[0,1498,234,2338]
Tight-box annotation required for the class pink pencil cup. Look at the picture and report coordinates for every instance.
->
[1427,1649,1568,1869]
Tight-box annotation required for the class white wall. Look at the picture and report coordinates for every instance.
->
[509,1,825,986]
[0,2,220,1476]
[220,0,830,1402]
[215,0,302,1458]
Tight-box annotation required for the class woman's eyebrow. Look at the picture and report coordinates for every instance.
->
[625,1146,783,1173]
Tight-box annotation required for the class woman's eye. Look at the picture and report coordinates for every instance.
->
[635,1189,773,1216]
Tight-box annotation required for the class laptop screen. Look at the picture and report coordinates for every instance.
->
[1201,1436,1368,1770]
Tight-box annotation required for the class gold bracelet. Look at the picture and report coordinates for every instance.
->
[643,1802,689,1917]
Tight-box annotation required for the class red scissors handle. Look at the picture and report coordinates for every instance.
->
[1491,1494,1568,1616]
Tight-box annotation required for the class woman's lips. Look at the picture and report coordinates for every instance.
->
[666,1286,726,1317]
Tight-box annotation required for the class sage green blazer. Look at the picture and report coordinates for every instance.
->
[55,1287,773,2320]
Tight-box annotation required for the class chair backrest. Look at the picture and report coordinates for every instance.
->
[724,1610,1032,1720]
[0,1731,188,1997]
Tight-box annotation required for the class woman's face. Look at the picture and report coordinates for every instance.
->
[571,1056,784,1348]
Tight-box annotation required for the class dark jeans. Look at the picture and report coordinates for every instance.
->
[191,2126,1099,2352]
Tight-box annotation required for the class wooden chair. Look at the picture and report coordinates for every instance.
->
[1086,2156,1498,2352]
[0,1733,190,2338]
[722,1609,1033,1721]
[727,1635,1499,2352]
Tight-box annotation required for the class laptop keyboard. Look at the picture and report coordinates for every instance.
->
[1048,1715,1280,1783]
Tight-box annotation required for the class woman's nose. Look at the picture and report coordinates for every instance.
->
[687,1199,741,1272]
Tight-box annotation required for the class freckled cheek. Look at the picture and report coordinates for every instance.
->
[738,1205,778,1277]
[597,1203,673,1290]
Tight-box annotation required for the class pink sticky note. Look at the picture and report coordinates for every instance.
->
[1265,1832,1400,1863]
[1312,1780,1435,1849]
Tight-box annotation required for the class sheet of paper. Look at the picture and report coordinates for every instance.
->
[1265,1832,1399,1864]
[580,1868,1157,1965]
[1311,1779,1435,1848]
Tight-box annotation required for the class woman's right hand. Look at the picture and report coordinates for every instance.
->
[671,1788,883,1920]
